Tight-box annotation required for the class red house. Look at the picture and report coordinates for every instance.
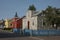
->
[10,12,23,29]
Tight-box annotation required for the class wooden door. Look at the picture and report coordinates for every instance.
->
[28,21,30,29]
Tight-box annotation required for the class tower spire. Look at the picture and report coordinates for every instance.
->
[15,12,18,17]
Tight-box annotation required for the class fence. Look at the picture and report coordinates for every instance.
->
[13,28,22,34]
[23,29,60,36]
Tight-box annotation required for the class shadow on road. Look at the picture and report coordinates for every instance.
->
[0,33,24,38]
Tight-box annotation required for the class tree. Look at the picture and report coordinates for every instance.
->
[43,6,54,25]
[28,5,36,11]
[42,6,59,29]
[55,9,60,28]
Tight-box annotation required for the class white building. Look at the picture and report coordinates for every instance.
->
[22,10,45,30]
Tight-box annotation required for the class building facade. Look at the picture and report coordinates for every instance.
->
[10,17,22,29]
[10,13,23,29]
[0,19,5,29]
[4,19,12,28]
[22,10,45,30]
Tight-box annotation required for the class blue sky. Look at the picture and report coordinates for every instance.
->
[0,0,60,19]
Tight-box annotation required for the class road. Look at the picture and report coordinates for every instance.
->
[0,29,60,40]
